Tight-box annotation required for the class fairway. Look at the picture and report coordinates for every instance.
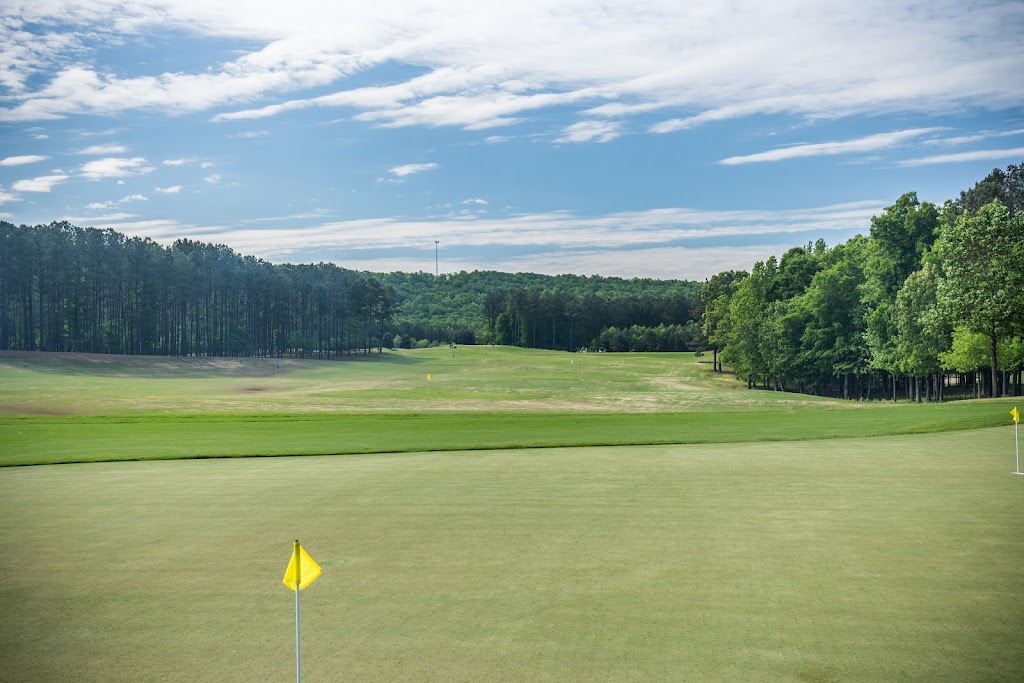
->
[0,346,853,416]
[2,429,1023,682]
[0,348,1017,466]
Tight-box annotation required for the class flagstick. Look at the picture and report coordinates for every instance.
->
[295,540,302,683]
[1014,422,1021,475]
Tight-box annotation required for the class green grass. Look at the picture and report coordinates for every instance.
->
[1,347,1018,466]
[2,429,1022,681]
[0,402,1014,466]
[0,346,879,417]
[2,348,1023,680]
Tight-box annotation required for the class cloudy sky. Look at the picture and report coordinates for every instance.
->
[1,1,1022,279]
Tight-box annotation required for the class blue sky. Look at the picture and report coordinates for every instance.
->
[1,1,1022,280]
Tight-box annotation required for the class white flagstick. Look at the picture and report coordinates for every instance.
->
[1014,421,1021,475]
[295,540,302,683]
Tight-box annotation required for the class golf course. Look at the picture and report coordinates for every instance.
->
[1,347,1022,681]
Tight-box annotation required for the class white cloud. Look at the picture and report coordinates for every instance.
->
[462,198,487,205]
[2,1,1020,135]
[60,213,138,224]
[718,128,942,165]
[81,157,154,180]
[389,162,438,177]
[118,193,147,202]
[77,143,128,155]
[897,147,1024,167]
[922,128,1024,146]
[486,244,794,280]
[233,130,270,138]
[243,209,334,223]
[0,21,80,93]
[78,128,121,137]
[86,201,113,209]
[103,201,878,266]
[155,185,182,193]
[163,158,189,166]
[73,217,226,241]
[0,154,49,166]
[555,120,622,144]
[0,189,21,204]
[12,174,69,192]
[200,162,214,169]
[227,243,806,280]
[204,174,222,184]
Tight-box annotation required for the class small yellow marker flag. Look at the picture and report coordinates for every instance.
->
[1013,406,1020,424]
[283,541,321,592]
[427,373,432,381]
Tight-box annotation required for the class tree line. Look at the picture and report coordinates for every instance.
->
[0,221,700,358]
[380,269,699,349]
[696,164,1024,400]
[0,221,396,357]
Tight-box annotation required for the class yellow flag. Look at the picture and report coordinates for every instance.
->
[1013,406,1020,423]
[283,541,321,591]
[427,373,432,381]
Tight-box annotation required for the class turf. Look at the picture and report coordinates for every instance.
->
[1,429,1022,681]
[0,347,1018,466]
[0,346,908,416]
[0,402,1013,466]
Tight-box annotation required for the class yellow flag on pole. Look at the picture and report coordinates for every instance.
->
[427,373,432,381]
[283,541,321,591]
[1012,406,1020,423]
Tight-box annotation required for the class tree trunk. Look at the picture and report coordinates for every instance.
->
[990,328,999,398]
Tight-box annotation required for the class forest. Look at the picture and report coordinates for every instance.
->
[0,163,1021,400]
[698,164,1023,400]
[0,226,396,358]
[380,270,699,350]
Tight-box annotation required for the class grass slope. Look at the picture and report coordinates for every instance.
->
[0,346,908,416]
[0,403,1012,466]
[2,430,1022,681]
[1,348,1018,466]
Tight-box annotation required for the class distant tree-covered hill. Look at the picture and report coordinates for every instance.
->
[378,269,701,350]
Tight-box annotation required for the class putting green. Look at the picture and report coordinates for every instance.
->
[2,428,1022,681]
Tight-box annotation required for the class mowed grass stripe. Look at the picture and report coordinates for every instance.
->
[0,400,1012,466]
[1,429,1022,681]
